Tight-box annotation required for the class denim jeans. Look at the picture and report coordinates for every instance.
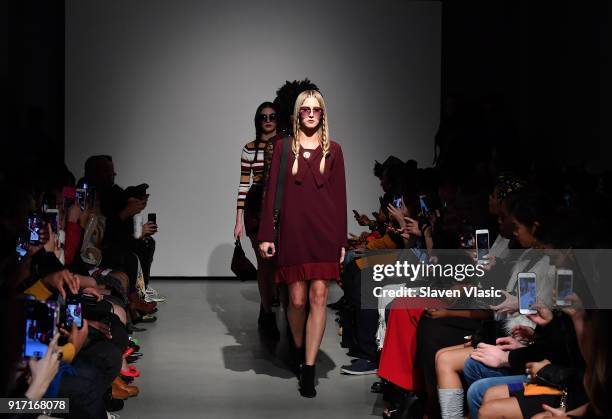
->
[463,357,526,418]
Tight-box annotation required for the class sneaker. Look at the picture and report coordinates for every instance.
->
[144,286,166,302]
[340,358,378,375]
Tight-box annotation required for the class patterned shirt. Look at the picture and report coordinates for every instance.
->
[237,140,267,209]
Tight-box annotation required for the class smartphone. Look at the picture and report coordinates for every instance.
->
[392,196,402,208]
[419,195,430,215]
[518,272,537,314]
[460,224,475,249]
[76,188,87,210]
[555,269,573,306]
[16,235,29,262]
[26,213,45,245]
[23,299,59,359]
[65,295,83,329]
[147,213,157,224]
[475,229,490,264]
[43,209,59,234]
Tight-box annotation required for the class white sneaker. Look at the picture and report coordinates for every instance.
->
[144,286,166,302]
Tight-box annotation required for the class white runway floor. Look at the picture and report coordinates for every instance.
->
[120,279,383,419]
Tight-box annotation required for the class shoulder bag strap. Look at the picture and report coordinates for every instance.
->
[272,136,291,230]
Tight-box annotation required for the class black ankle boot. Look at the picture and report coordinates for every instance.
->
[289,344,305,376]
[299,364,317,398]
[259,311,280,340]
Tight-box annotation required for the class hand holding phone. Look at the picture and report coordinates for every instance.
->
[147,213,157,225]
[43,209,60,234]
[26,333,61,399]
[392,196,403,208]
[23,300,59,359]
[353,210,371,226]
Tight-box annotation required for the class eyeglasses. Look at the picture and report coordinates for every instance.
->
[299,107,323,118]
[257,113,277,122]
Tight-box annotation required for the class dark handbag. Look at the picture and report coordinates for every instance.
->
[272,135,291,243]
[244,183,263,237]
[231,239,257,281]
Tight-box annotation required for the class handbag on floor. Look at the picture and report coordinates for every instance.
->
[231,239,257,281]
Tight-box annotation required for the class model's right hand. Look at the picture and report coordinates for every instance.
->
[259,242,275,258]
[233,222,244,240]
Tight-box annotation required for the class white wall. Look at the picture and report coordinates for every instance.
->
[65,0,441,276]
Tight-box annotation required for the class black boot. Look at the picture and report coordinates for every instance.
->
[259,311,280,340]
[289,344,305,376]
[258,304,280,338]
[299,364,317,398]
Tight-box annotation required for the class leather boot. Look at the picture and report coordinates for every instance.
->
[129,292,157,314]
[111,380,129,400]
[299,364,316,398]
[113,377,140,397]
[259,311,280,340]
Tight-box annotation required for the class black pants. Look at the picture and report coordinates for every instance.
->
[343,262,379,363]
[58,341,122,419]
[133,237,155,286]
[103,238,155,289]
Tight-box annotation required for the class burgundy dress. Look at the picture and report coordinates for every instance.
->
[257,139,347,284]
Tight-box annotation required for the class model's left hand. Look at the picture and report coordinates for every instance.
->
[339,247,346,264]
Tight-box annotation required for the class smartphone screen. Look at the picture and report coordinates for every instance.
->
[475,230,490,262]
[65,300,83,329]
[23,300,58,358]
[27,213,44,245]
[76,189,87,210]
[392,197,402,208]
[556,270,573,306]
[16,236,28,262]
[419,195,430,214]
[518,273,537,314]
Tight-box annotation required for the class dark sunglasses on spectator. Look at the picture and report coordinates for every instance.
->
[299,107,323,118]
[257,113,277,122]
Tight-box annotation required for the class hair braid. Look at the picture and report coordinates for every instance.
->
[319,116,330,174]
[291,118,300,175]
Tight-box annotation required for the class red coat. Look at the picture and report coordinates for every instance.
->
[257,139,347,283]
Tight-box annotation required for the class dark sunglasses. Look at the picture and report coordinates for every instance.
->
[299,107,323,118]
[257,113,277,122]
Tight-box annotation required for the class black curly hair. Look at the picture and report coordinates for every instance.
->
[273,79,320,135]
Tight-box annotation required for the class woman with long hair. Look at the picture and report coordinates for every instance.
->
[234,101,280,338]
[258,90,347,397]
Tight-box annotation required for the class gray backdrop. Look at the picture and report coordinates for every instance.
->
[65,0,441,276]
